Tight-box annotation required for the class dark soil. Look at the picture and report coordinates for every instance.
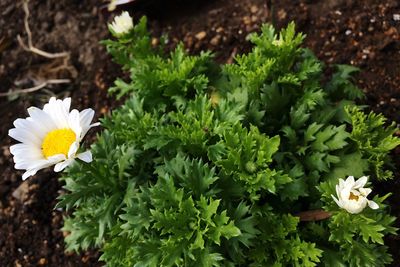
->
[0,0,399,266]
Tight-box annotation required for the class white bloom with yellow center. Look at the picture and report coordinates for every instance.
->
[9,97,99,180]
[109,11,133,36]
[331,176,379,214]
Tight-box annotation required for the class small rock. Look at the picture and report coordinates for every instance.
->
[12,181,29,201]
[250,5,258,14]
[334,10,342,16]
[195,31,207,40]
[210,35,221,46]
[54,11,66,24]
[277,9,287,20]
[345,30,352,35]
[215,27,224,33]
[151,37,159,47]
[393,14,400,21]
[243,16,251,25]
[38,258,47,265]
[2,145,10,157]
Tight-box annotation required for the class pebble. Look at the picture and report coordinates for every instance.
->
[243,16,251,25]
[393,14,400,21]
[151,37,159,47]
[215,27,224,33]
[250,5,258,14]
[345,30,352,35]
[12,181,29,201]
[195,31,207,40]
[210,35,221,46]
[38,258,47,265]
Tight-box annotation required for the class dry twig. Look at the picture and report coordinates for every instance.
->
[0,79,71,97]
[17,0,69,58]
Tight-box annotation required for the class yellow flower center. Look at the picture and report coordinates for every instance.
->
[348,192,359,201]
[41,128,76,158]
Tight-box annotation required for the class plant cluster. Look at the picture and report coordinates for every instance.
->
[58,16,399,266]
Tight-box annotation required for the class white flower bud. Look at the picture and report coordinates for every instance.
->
[109,11,133,36]
[331,176,379,214]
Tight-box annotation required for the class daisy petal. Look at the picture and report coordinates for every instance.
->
[54,159,74,172]
[69,109,82,138]
[13,118,47,140]
[80,109,95,128]
[77,151,93,163]
[68,141,79,158]
[27,107,57,132]
[62,98,72,112]
[22,169,38,180]
[9,128,41,147]
[10,143,42,160]
[43,98,70,128]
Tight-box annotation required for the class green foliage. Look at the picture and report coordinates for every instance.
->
[59,18,399,266]
[346,106,400,180]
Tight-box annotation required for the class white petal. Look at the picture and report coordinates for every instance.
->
[68,109,82,138]
[27,106,57,132]
[77,151,92,163]
[331,194,342,208]
[43,98,70,128]
[9,128,41,147]
[54,159,74,172]
[18,154,65,178]
[338,178,345,189]
[62,98,72,112]
[68,141,79,158]
[339,187,351,201]
[47,154,67,163]
[345,176,355,186]
[354,176,368,189]
[359,188,372,196]
[10,143,42,160]
[335,184,341,199]
[80,109,99,137]
[13,118,47,140]
[22,169,38,180]
[368,200,379,210]
[80,109,95,128]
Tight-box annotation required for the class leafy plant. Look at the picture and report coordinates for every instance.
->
[58,18,399,266]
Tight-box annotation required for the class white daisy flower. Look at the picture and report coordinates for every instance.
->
[109,11,133,36]
[9,97,100,180]
[331,176,379,214]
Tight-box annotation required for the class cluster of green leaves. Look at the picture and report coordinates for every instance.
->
[58,18,399,266]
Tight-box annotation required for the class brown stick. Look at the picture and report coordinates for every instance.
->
[295,209,332,222]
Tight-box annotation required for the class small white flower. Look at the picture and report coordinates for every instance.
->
[331,176,379,214]
[9,97,100,180]
[109,11,133,36]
